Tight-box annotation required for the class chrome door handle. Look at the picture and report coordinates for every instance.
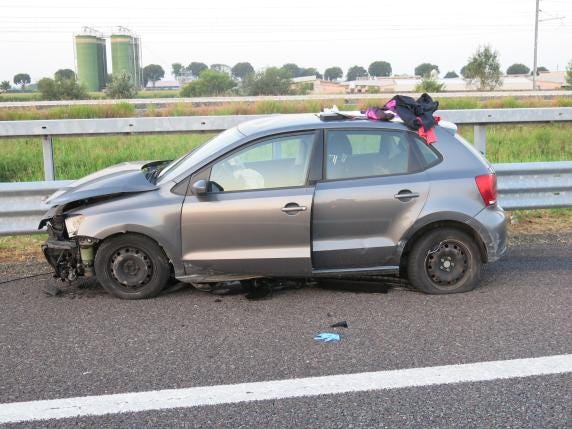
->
[394,191,420,200]
[281,205,307,214]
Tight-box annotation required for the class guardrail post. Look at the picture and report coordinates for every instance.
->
[474,125,487,156]
[42,135,55,181]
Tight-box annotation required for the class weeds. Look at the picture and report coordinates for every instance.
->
[1,96,570,121]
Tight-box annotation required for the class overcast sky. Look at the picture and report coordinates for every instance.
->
[1,0,571,83]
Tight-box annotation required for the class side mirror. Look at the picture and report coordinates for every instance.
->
[192,179,208,195]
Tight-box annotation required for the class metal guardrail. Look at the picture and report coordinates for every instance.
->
[495,161,572,210]
[0,161,570,235]
[1,108,571,180]
[0,180,70,235]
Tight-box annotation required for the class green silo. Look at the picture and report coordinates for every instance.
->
[76,35,107,91]
[96,37,108,89]
[111,34,141,88]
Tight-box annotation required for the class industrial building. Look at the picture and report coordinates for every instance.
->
[74,27,142,92]
[110,28,142,87]
[74,30,107,91]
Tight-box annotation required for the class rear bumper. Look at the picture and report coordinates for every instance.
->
[468,205,508,262]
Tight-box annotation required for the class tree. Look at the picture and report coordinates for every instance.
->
[463,45,502,91]
[460,65,468,78]
[531,66,549,75]
[13,73,31,90]
[346,65,367,81]
[187,62,208,77]
[210,64,230,74]
[142,64,165,88]
[324,67,343,81]
[171,63,184,78]
[368,61,392,77]
[300,67,322,79]
[180,69,236,97]
[280,63,302,78]
[444,71,458,78]
[54,69,75,81]
[0,81,10,91]
[506,63,530,75]
[105,71,138,99]
[566,60,572,86]
[231,62,254,80]
[37,72,87,100]
[243,67,292,95]
[415,63,439,77]
[414,73,445,93]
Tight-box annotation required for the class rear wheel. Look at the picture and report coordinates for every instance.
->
[407,228,482,294]
[94,234,171,299]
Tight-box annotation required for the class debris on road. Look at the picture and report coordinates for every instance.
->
[314,332,341,343]
[330,321,349,328]
[42,283,62,296]
[317,278,392,293]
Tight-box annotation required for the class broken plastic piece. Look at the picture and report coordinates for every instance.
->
[43,283,62,296]
[330,321,349,328]
[314,332,341,342]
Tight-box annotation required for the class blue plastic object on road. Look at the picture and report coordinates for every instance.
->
[314,332,341,342]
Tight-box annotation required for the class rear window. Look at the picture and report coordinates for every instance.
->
[325,129,440,180]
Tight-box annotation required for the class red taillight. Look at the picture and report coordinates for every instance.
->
[475,173,497,206]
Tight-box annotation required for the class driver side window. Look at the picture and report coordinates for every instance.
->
[210,133,314,192]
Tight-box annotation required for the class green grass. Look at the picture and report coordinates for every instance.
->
[0,133,214,182]
[0,124,570,182]
[458,123,572,163]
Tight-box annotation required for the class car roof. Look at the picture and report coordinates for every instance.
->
[237,113,456,137]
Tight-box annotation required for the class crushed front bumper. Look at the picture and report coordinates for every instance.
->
[41,222,97,281]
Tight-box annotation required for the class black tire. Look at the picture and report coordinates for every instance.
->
[406,228,482,294]
[94,234,171,299]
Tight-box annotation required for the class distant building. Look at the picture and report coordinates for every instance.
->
[535,71,567,90]
[339,74,568,92]
[144,80,180,90]
[291,76,344,94]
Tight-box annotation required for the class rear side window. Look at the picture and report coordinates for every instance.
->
[325,129,439,180]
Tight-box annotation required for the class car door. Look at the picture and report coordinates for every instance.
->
[312,128,440,271]
[180,131,320,280]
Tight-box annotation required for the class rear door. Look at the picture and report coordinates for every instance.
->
[180,131,320,279]
[312,128,441,271]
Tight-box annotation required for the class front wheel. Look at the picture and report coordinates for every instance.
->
[94,234,171,299]
[407,228,482,294]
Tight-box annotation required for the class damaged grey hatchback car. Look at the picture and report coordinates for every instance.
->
[40,113,507,299]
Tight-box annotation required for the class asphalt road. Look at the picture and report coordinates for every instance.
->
[0,233,570,428]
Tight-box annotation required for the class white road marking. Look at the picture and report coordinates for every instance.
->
[1,354,570,424]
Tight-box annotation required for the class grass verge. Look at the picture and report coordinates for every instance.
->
[1,96,571,121]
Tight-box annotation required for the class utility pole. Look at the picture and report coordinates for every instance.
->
[533,0,539,90]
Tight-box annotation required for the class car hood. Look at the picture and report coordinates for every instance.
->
[44,161,159,207]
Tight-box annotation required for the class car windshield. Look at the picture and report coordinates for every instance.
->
[157,127,244,183]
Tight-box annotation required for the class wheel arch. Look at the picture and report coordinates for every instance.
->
[91,228,182,277]
[399,214,488,276]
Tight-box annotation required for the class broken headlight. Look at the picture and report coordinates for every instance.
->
[64,214,85,237]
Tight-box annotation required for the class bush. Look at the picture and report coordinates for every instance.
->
[105,71,138,99]
[180,69,236,97]
[242,68,292,96]
[415,75,444,93]
[37,75,87,100]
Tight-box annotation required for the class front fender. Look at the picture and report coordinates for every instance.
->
[72,188,185,276]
